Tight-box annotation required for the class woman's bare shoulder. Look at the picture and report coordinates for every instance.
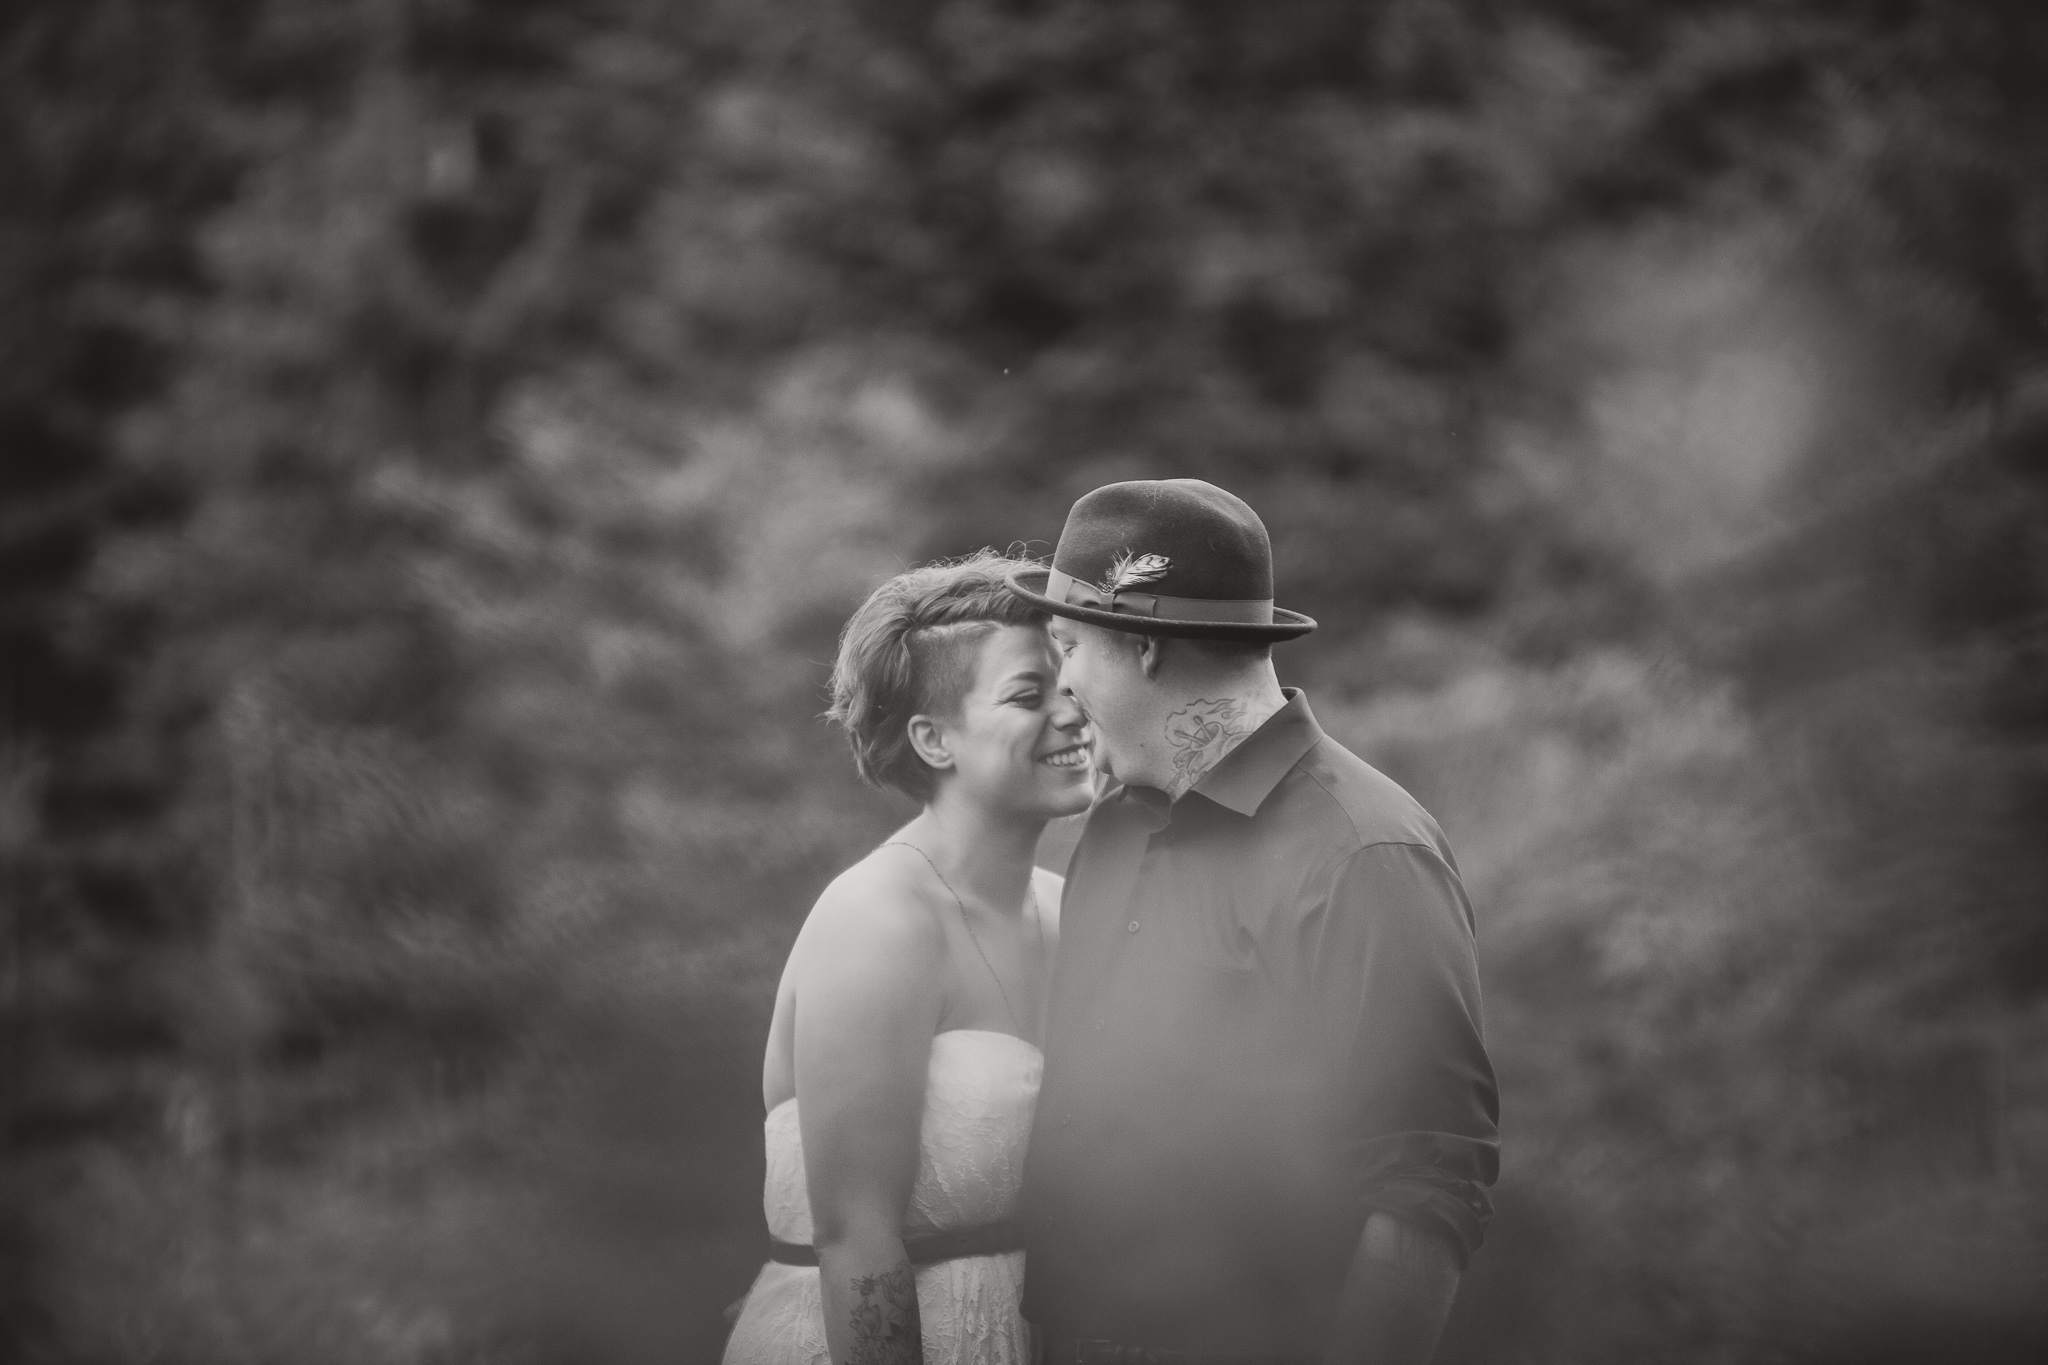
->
[793,846,947,968]
[767,849,947,1109]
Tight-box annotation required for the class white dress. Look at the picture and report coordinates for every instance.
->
[722,1030,1043,1365]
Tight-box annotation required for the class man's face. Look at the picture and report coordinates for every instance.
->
[1047,616,1157,789]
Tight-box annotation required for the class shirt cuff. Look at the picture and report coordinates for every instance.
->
[1360,1170,1493,1270]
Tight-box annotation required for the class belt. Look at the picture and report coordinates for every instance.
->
[1046,1341,1313,1365]
[768,1220,1023,1267]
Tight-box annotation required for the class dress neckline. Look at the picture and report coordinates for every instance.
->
[766,1029,1042,1118]
[935,1026,1042,1053]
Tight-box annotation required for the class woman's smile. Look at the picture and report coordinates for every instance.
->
[1038,743,1088,770]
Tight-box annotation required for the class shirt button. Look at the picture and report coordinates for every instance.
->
[1126,920,1141,933]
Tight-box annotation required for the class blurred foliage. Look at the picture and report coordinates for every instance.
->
[5,0,2048,1362]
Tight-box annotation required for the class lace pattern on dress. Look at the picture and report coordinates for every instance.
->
[722,1031,1041,1365]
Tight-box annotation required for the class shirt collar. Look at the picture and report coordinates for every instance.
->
[1095,689,1322,824]
[1188,687,1321,817]
[1110,781,1175,831]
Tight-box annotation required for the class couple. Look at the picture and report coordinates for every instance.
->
[723,481,1500,1365]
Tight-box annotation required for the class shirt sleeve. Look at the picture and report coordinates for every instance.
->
[1308,840,1500,1267]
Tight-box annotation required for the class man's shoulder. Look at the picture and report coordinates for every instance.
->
[1275,731,1450,857]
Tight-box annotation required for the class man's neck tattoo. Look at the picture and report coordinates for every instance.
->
[1163,696,1254,798]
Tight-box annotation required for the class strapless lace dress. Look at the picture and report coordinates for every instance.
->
[722,1030,1042,1365]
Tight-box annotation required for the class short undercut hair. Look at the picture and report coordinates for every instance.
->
[828,550,1046,801]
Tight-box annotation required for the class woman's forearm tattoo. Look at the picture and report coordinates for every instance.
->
[847,1260,921,1365]
[1164,696,1251,795]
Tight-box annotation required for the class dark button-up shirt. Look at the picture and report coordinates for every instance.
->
[1019,690,1499,1354]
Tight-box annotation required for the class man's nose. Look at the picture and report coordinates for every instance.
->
[1049,690,1085,731]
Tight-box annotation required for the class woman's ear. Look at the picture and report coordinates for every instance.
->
[1137,634,1167,681]
[905,713,953,773]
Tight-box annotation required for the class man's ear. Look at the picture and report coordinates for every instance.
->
[905,714,953,773]
[1137,634,1167,680]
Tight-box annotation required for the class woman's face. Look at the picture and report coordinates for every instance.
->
[928,623,1092,818]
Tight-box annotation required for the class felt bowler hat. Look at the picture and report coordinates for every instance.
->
[1007,479,1316,642]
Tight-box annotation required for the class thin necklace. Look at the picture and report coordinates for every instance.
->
[882,840,1045,1037]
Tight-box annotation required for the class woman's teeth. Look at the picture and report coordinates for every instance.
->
[1040,748,1086,769]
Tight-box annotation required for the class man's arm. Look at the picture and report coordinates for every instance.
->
[1322,1212,1463,1365]
[1309,840,1499,1364]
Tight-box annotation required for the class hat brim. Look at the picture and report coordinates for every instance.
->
[1005,567,1317,642]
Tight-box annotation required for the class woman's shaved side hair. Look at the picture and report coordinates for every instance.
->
[828,550,1047,802]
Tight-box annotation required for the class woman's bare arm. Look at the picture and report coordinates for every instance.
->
[792,864,947,1365]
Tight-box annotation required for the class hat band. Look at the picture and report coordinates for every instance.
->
[1046,569,1275,625]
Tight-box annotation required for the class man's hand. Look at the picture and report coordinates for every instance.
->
[1322,1212,1463,1365]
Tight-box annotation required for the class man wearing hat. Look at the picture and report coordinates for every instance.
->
[1008,480,1499,1365]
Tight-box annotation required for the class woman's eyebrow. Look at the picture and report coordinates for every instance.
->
[1001,669,1051,687]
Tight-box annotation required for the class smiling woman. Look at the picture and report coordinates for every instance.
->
[826,551,1086,803]
[723,551,1090,1365]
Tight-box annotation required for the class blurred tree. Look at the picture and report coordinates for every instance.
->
[0,1,243,1353]
[7,1,2048,1362]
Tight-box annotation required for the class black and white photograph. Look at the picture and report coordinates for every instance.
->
[5,3,2046,1363]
